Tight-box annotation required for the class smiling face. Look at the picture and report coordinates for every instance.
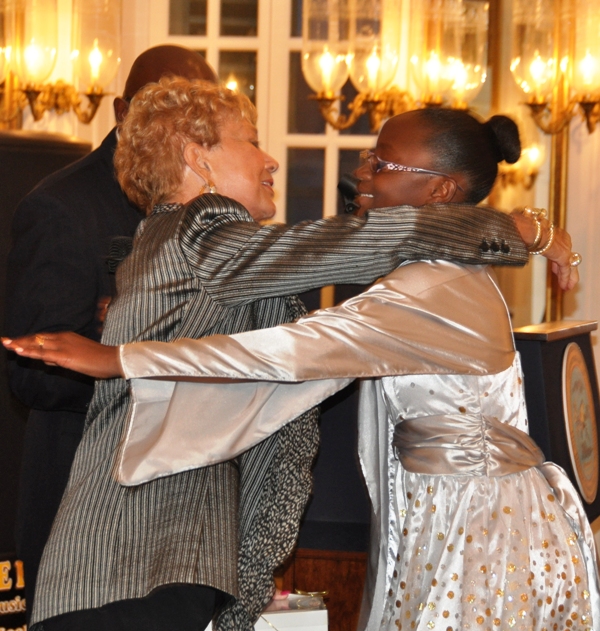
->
[204,116,279,221]
[353,110,463,216]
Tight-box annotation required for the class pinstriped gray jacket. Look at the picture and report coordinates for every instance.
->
[31,194,527,630]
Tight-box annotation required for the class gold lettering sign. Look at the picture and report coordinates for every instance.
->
[0,564,11,592]
[12,563,24,591]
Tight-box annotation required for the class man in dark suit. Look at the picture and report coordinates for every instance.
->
[4,45,217,617]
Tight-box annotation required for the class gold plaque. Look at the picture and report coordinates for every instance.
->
[562,342,599,503]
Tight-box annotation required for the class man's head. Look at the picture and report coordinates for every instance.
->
[113,45,218,123]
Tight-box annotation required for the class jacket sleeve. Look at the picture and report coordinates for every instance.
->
[179,195,527,307]
[5,193,98,412]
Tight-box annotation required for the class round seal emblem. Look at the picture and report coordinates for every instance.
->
[562,342,599,503]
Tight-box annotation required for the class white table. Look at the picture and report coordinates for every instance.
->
[204,595,328,631]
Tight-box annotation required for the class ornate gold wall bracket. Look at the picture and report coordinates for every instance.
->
[526,99,600,136]
[0,78,27,128]
[525,101,577,136]
[312,87,414,133]
[498,166,538,190]
[7,80,108,124]
[578,100,600,134]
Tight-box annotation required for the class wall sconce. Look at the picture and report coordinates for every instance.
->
[510,0,600,135]
[301,0,489,132]
[510,0,600,322]
[498,142,546,190]
[0,0,121,128]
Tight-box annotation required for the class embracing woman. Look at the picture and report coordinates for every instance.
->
[5,105,592,631]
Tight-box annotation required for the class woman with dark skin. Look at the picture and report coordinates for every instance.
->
[4,108,596,631]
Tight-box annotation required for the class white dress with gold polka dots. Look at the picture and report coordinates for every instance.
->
[378,357,600,631]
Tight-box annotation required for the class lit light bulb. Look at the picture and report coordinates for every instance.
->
[319,48,335,92]
[24,40,46,83]
[578,51,598,89]
[88,39,103,84]
[0,45,10,83]
[425,50,442,86]
[365,50,381,92]
[523,144,543,169]
[529,53,547,87]
[451,59,467,91]
[226,74,238,91]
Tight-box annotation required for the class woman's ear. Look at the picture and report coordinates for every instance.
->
[183,142,211,181]
[429,177,461,203]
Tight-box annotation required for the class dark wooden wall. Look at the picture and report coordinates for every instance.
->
[277,548,367,631]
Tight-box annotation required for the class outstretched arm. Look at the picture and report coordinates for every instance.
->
[2,262,513,381]
[3,333,122,379]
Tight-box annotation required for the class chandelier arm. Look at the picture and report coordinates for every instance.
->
[578,101,600,134]
[48,82,80,117]
[22,87,49,122]
[526,101,577,135]
[0,86,26,124]
[71,92,105,125]
[367,89,416,133]
[523,172,538,190]
[312,93,368,131]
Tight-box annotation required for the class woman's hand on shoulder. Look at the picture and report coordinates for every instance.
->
[511,208,579,291]
[2,332,123,379]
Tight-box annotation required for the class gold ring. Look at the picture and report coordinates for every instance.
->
[35,335,45,348]
[569,252,582,267]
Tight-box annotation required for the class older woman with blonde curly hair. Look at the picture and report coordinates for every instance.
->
[115,79,259,212]
[16,76,575,631]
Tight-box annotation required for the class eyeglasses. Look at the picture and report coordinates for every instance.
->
[359,150,464,192]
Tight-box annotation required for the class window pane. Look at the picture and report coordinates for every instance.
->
[219,51,257,103]
[335,149,370,303]
[286,148,324,224]
[287,147,325,312]
[337,148,363,214]
[169,0,207,36]
[221,0,258,36]
[291,0,302,37]
[288,52,325,134]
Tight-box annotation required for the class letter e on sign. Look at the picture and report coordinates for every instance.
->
[0,561,12,591]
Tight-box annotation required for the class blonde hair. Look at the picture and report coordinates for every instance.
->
[114,76,257,212]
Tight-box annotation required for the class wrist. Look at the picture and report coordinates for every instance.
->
[516,207,548,251]
[530,223,555,255]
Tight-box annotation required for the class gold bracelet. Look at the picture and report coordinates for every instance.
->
[523,206,546,252]
[531,223,555,255]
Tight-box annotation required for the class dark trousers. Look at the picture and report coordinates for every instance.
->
[16,410,86,624]
[38,584,221,631]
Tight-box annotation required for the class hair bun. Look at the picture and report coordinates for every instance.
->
[485,115,521,165]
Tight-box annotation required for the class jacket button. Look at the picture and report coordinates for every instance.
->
[480,239,490,252]
[491,240,500,252]
[501,240,511,253]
